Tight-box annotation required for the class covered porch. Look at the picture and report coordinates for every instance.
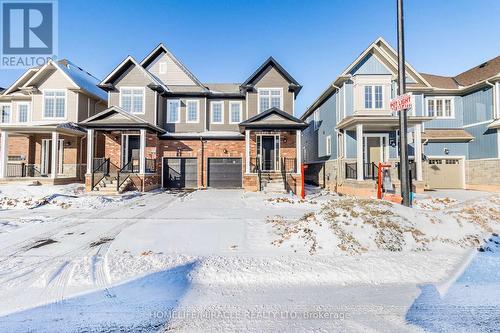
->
[79,106,164,193]
[336,115,431,195]
[239,107,308,194]
[0,123,86,184]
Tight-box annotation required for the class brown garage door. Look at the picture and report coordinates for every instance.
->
[426,158,463,189]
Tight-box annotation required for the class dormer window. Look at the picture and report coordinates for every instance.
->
[258,88,282,113]
[364,85,383,109]
[120,87,144,114]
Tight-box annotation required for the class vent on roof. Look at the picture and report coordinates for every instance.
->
[478,62,488,68]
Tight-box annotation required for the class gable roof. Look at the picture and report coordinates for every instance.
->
[140,43,206,88]
[79,106,165,133]
[241,57,302,95]
[239,107,307,130]
[19,59,107,100]
[99,55,168,93]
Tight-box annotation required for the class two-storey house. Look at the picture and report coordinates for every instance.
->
[80,44,306,194]
[301,38,500,196]
[0,60,107,184]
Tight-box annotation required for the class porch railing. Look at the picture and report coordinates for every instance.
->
[250,157,262,191]
[91,158,110,190]
[281,158,297,174]
[345,162,357,179]
[396,160,417,180]
[116,159,138,192]
[363,162,379,180]
[6,163,42,178]
[145,158,156,173]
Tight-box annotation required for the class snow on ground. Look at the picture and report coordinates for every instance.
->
[0,184,498,332]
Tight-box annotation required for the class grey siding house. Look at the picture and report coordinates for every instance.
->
[301,38,500,196]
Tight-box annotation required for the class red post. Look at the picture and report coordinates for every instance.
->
[301,164,305,199]
[377,162,383,199]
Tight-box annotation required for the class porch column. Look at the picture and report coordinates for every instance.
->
[245,130,250,173]
[414,124,423,181]
[139,129,146,174]
[0,131,8,178]
[356,124,363,181]
[296,129,302,175]
[51,131,59,179]
[86,129,94,174]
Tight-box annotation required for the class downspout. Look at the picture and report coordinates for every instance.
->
[200,136,204,188]
[331,84,343,190]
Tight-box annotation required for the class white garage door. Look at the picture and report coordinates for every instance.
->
[426,158,464,189]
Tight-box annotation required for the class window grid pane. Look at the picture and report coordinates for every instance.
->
[168,101,179,122]
[445,99,451,117]
[1,105,11,123]
[428,100,434,117]
[436,100,443,117]
[44,98,54,118]
[230,103,240,123]
[187,101,198,122]
[19,105,28,122]
[212,103,222,123]
[55,97,65,118]
[374,86,383,108]
[364,86,373,109]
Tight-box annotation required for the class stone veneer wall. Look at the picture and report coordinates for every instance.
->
[465,159,500,191]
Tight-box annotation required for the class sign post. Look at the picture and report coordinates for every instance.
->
[396,0,411,207]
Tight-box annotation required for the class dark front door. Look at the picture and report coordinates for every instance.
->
[124,136,140,172]
[208,158,242,188]
[262,136,275,171]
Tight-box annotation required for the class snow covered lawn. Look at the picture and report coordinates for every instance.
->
[0,184,498,332]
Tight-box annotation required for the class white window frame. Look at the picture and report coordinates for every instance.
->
[17,102,30,123]
[166,99,181,124]
[210,100,224,124]
[0,103,12,124]
[326,135,332,156]
[119,86,145,115]
[313,110,320,131]
[363,85,384,110]
[159,62,167,74]
[425,97,455,119]
[257,87,283,113]
[42,89,67,119]
[229,101,243,124]
[185,99,200,123]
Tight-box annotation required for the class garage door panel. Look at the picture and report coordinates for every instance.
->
[208,158,242,188]
[426,158,463,189]
[163,158,198,189]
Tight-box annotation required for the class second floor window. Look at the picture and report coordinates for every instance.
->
[427,98,453,118]
[18,104,29,123]
[364,85,383,109]
[167,99,180,123]
[229,101,242,123]
[186,100,199,123]
[211,101,224,124]
[44,90,66,118]
[258,88,282,113]
[326,135,331,156]
[121,88,144,114]
[1,104,11,123]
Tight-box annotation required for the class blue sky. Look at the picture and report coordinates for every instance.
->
[1,0,500,117]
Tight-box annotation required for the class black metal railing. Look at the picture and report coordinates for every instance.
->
[396,160,417,180]
[363,162,379,180]
[145,158,156,173]
[249,157,262,191]
[281,158,297,174]
[345,162,357,179]
[6,163,42,178]
[116,159,138,192]
[91,158,110,190]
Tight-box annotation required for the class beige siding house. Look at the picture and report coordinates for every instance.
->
[0,59,107,184]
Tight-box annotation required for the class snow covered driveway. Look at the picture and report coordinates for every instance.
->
[0,185,498,332]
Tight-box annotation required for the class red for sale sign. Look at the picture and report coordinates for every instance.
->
[390,94,412,112]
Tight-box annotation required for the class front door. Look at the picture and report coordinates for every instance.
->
[41,139,52,176]
[262,136,275,171]
[366,137,382,165]
[123,135,140,171]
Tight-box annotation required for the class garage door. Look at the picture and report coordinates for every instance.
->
[163,158,198,189]
[426,158,463,189]
[208,158,242,188]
